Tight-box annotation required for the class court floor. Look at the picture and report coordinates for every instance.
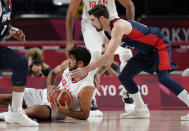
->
[0,110,189,131]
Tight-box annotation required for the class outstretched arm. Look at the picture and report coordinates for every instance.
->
[118,0,135,20]
[71,20,132,78]
[46,59,69,101]
[65,0,82,57]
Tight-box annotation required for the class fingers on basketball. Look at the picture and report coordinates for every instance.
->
[50,89,72,106]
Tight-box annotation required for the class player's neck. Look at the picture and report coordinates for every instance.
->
[103,20,111,34]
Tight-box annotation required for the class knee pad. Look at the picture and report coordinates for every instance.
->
[117,48,132,71]
[119,49,132,62]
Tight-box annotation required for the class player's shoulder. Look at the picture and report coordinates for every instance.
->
[80,74,95,87]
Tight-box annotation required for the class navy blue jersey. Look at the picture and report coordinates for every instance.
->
[0,0,12,41]
[105,18,170,55]
[105,18,176,72]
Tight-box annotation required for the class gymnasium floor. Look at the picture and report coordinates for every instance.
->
[0,110,189,131]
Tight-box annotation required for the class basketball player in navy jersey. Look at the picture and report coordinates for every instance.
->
[0,0,38,126]
[71,5,189,120]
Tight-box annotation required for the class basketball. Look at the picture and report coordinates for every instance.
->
[50,89,72,106]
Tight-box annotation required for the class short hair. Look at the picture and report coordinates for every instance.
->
[88,5,109,19]
[69,47,91,67]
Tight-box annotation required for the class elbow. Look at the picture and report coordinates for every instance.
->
[80,111,90,120]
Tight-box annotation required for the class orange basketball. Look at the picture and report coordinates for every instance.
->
[50,89,72,106]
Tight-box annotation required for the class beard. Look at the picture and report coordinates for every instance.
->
[69,64,78,71]
[95,27,103,32]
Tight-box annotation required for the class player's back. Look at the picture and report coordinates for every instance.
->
[0,0,11,40]
[112,19,168,54]
[82,0,118,22]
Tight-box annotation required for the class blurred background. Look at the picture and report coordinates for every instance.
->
[3,0,188,73]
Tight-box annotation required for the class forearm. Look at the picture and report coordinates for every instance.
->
[106,67,119,76]
[97,57,114,76]
[118,0,135,20]
[46,72,57,87]
[86,52,113,73]
[125,2,135,20]
[65,110,89,120]
[66,14,75,43]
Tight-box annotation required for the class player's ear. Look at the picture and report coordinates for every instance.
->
[100,16,105,22]
[78,60,84,67]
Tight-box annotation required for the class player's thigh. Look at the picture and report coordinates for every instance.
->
[0,46,27,69]
[82,24,103,53]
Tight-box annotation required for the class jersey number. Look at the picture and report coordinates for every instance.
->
[1,25,7,35]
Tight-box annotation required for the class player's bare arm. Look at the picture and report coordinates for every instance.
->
[118,0,135,20]
[114,19,132,35]
[47,59,69,101]
[65,0,82,57]
[71,22,125,78]
[52,86,94,120]
[95,36,114,76]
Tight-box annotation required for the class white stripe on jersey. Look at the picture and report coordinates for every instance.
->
[0,1,2,16]
[82,0,119,21]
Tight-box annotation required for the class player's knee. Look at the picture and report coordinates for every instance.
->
[14,56,28,74]
[14,55,28,71]
[119,53,132,62]
[119,72,130,83]
[25,107,36,117]
[158,75,168,85]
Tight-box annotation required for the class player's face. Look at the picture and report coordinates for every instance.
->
[69,55,78,71]
[89,15,103,32]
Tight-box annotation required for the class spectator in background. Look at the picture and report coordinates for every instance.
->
[26,47,51,77]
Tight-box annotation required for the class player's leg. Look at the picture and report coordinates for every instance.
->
[115,46,133,71]
[0,93,27,120]
[156,41,189,120]
[118,55,150,119]
[0,94,12,120]
[82,22,103,117]
[0,94,12,105]
[26,105,51,120]
[0,47,38,126]
[115,46,135,112]
[157,70,189,120]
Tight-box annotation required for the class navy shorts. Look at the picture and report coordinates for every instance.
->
[0,46,28,86]
[128,50,178,74]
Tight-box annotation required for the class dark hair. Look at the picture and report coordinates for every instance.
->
[88,5,109,19]
[69,47,91,67]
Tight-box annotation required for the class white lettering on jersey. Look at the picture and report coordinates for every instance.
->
[0,2,2,16]
[2,12,11,23]
[89,0,108,8]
